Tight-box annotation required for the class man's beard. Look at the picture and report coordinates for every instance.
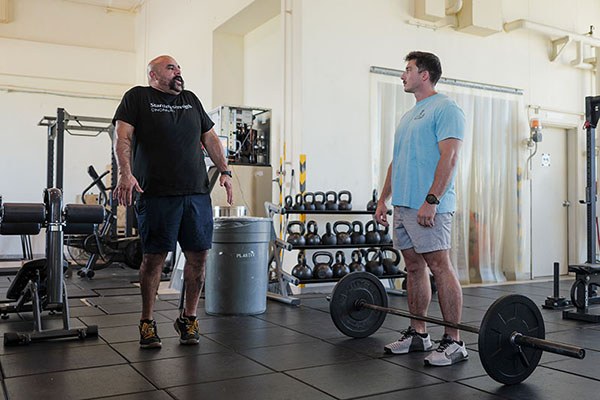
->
[170,77,184,92]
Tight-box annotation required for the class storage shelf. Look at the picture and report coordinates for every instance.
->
[266,201,400,306]
[282,209,378,215]
[286,243,394,250]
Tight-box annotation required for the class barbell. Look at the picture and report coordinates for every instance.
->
[329,272,586,385]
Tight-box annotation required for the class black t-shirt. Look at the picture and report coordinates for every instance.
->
[113,86,215,197]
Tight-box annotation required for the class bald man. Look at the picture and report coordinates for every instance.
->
[113,55,233,349]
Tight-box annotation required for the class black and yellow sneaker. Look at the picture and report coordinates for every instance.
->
[139,320,162,349]
[174,315,200,345]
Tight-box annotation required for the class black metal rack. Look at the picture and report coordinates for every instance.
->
[266,202,404,306]
[37,109,142,238]
[563,96,600,322]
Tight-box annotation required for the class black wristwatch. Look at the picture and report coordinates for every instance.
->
[220,170,232,178]
[425,193,440,205]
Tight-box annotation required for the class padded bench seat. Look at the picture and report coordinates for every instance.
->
[568,263,600,274]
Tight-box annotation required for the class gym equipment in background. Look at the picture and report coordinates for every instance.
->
[208,105,270,166]
[65,165,141,278]
[0,188,101,345]
[564,96,600,322]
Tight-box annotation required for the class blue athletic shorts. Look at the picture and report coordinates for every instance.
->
[135,194,213,254]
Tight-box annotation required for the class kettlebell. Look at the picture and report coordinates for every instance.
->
[293,193,305,211]
[304,220,321,246]
[284,195,294,210]
[321,222,337,245]
[350,221,366,245]
[366,189,378,211]
[348,250,366,272]
[382,248,401,275]
[312,251,334,279]
[333,221,352,245]
[337,190,353,211]
[313,191,326,211]
[365,220,381,244]
[291,252,313,280]
[286,221,306,246]
[303,192,316,211]
[365,248,384,277]
[378,223,393,244]
[325,191,338,211]
[332,251,351,278]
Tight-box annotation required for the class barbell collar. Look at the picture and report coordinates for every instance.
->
[511,332,585,360]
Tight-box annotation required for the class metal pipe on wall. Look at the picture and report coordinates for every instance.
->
[504,19,600,49]
[596,47,600,94]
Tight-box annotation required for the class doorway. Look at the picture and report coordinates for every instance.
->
[531,127,569,277]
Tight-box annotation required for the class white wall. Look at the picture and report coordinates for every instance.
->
[0,0,136,94]
[0,91,119,256]
[2,0,599,270]
[0,0,136,256]
[135,0,255,108]
[244,14,282,169]
[296,0,598,206]
[288,0,598,270]
[0,0,135,50]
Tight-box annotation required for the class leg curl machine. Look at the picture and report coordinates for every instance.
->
[0,188,103,345]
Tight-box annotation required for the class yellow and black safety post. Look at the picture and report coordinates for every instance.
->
[278,154,284,239]
[299,154,306,223]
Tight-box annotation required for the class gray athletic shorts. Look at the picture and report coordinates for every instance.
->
[392,206,453,254]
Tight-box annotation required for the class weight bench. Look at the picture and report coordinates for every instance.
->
[0,188,103,345]
[0,258,98,345]
[564,263,600,322]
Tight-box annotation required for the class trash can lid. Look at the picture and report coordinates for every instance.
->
[214,216,271,224]
[212,217,273,243]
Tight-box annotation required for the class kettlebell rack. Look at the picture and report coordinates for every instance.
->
[266,201,406,306]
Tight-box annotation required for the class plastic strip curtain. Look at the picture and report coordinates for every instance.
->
[370,74,529,284]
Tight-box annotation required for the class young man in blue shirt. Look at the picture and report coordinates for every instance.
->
[375,51,467,366]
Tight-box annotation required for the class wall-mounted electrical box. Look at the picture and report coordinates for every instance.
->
[414,0,445,22]
[457,0,502,36]
[208,105,271,166]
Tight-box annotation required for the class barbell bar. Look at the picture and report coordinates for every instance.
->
[329,272,586,385]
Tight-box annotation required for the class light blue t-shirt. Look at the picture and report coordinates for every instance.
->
[391,93,465,213]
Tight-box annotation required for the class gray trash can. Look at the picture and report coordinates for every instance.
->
[205,217,272,316]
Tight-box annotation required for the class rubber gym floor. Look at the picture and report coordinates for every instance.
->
[0,265,598,400]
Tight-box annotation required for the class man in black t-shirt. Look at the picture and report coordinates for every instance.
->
[113,55,233,349]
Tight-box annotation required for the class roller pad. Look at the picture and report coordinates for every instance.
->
[1,203,46,223]
[64,204,105,224]
[0,222,42,235]
[63,223,96,235]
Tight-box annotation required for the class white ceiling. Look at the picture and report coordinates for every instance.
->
[64,0,145,13]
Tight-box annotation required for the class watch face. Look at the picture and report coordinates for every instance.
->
[426,194,439,205]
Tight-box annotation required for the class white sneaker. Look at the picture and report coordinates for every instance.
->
[384,326,433,355]
[424,334,469,366]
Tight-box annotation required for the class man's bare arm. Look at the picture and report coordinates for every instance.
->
[375,162,393,226]
[113,120,143,206]
[201,128,233,204]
